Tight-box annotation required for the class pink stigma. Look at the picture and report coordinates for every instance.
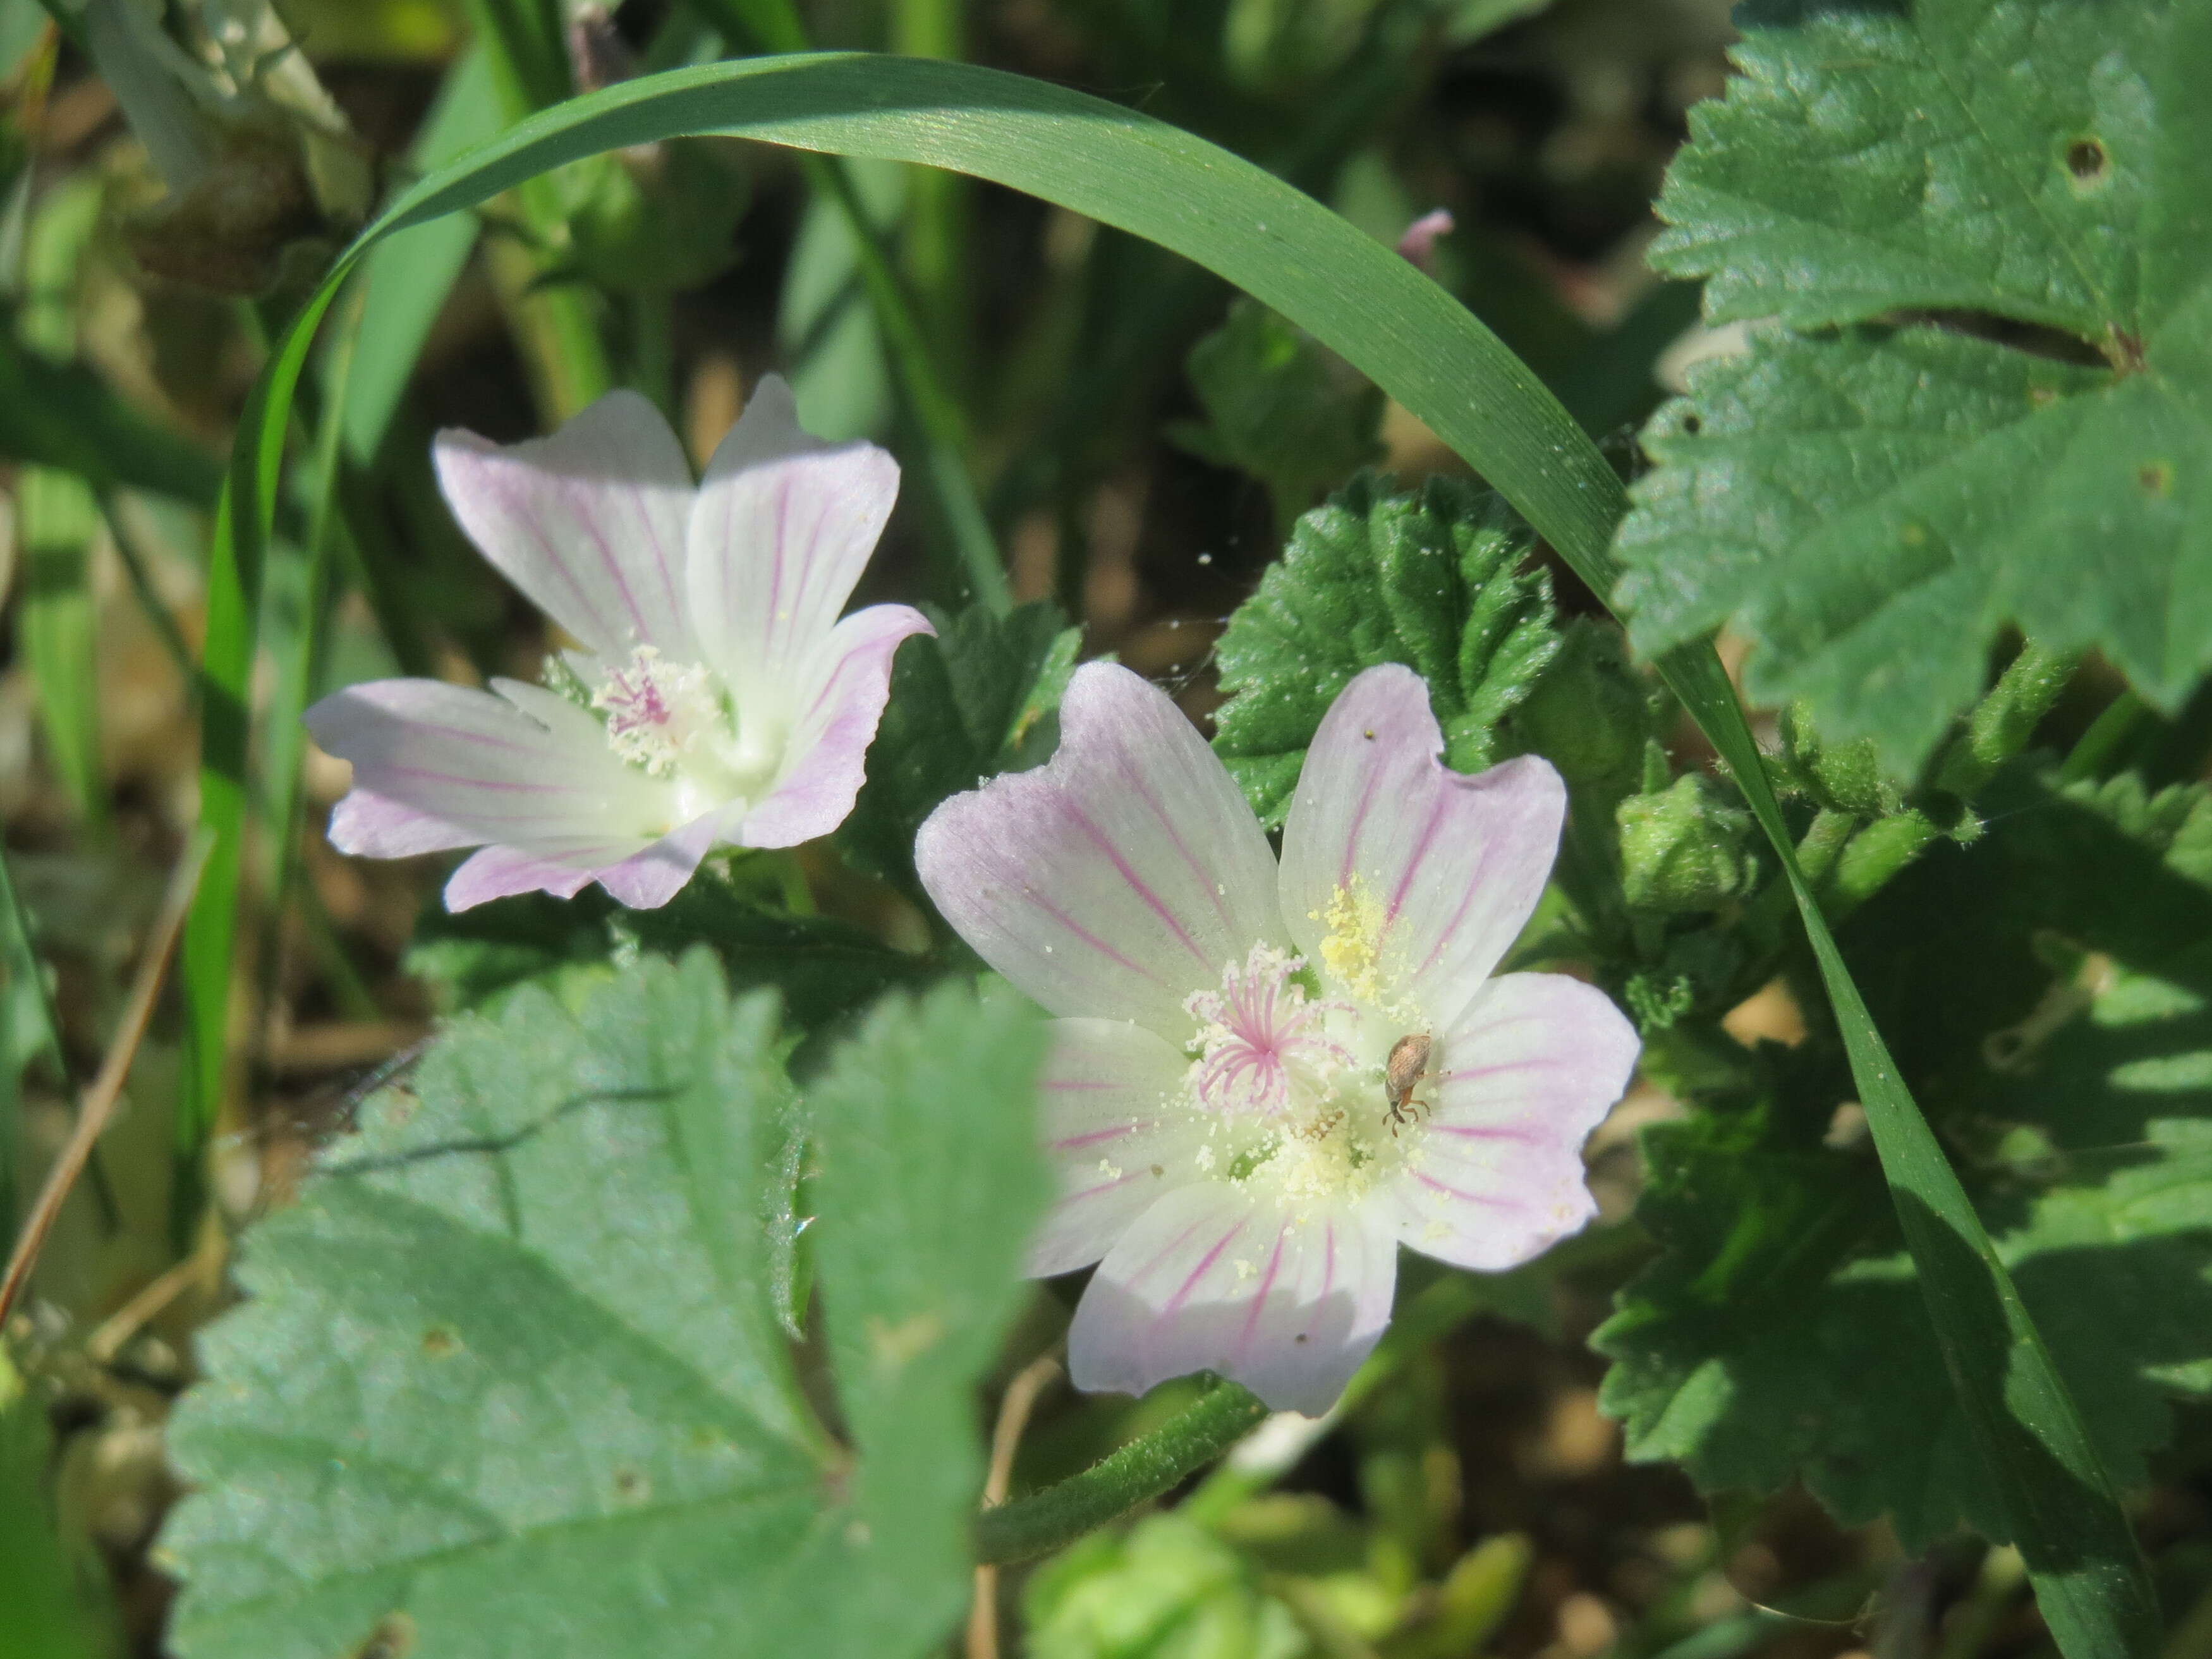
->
[1186,945,1352,1119]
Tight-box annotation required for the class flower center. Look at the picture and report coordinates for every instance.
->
[588,646,784,820]
[593,647,724,776]
[1184,944,1352,1120]
[1169,935,1438,1210]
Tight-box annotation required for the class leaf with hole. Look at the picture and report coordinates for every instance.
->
[1616,0,2212,772]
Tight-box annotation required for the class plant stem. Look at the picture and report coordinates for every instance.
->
[971,1378,1268,1564]
[1938,642,2082,797]
[2059,689,2146,785]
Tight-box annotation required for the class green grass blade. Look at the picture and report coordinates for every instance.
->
[0,837,66,1243]
[204,53,2156,1655]
[340,46,502,466]
[688,1,1009,611]
[16,466,106,827]
[0,325,221,502]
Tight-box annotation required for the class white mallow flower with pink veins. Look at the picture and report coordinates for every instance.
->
[305,377,931,911]
[916,661,1639,1415]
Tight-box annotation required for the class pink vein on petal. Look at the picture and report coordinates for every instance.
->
[1165,1220,1247,1315]
[1064,801,1210,970]
[1236,1225,1289,1356]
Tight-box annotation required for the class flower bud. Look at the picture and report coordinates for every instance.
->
[1617,772,1759,913]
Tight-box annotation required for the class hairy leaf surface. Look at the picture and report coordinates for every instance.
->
[161,957,1046,1659]
[1599,774,2212,1544]
[1617,0,2212,770]
[1212,474,1559,825]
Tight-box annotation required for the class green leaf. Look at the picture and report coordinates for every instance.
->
[1600,774,2212,1548]
[806,980,1052,1646]
[1597,1088,2212,1552]
[195,51,2161,1653]
[1024,1513,1308,1659]
[839,599,1079,897]
[405,880,933,1028]
[1212,473,1559,826]
[0,1352,117,1659]
[159,955,1048,1659]
[1617,0,2212,772]
[1166,298,1383,537]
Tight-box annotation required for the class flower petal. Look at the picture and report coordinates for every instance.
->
[594,806,740,909]
[736,604,933,849]
[915,662,1283,1030]
[307,678,671,859]
[432,391,696,660]
[1279,664,1565,1028]
[1068,1183,1396,1416]
[1030,1018,1205,1277]
[1377,972,1637,1272]
[445,842,609,910]
[688,375,900,713]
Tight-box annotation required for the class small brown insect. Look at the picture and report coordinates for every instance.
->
[1383,1033,1433,1136]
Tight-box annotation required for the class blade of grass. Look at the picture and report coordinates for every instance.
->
[341,46,503,468]
[887,0,973,377]
[686,0,1009,612]
[16,466,105,826]
[0,324,221,503]
[461,0,614,423]
[203,54,2158,1657]
[97,491,196,693]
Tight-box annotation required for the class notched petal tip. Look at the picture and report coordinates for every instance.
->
[915,661,1280,1028]
[1282,664,1569,1023]
[431,389,697,660]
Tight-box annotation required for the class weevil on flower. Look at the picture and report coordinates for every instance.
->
[916,661,1639,1414]
[1382,1031,1434,1136]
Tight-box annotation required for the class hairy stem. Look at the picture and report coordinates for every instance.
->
[972,1379,1268,1565]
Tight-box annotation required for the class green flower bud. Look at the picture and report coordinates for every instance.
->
[1617,772,1759,913]
[1778,700,1902,820]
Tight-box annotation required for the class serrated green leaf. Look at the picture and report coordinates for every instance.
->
[1617,0,2212,772]
[1599,774,2212,1548]
[161,954,1048,1659]
[1598,1102,2212,1552]
[806,981,1051,1646]
[839,599,1078,897]
[1167,298,1383,537]
[1212,473,1559,825]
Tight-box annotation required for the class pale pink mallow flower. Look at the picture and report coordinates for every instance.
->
[305,377,932,911]
[916,662,1638,1414]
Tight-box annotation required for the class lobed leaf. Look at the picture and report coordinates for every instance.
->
[1600,770,2212,1546]
[1166,298,1383,536]
[1211,473,1559,825]
[160,956,1047,1659]
[1617,0,2212,772]
[839,599,1081,898]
